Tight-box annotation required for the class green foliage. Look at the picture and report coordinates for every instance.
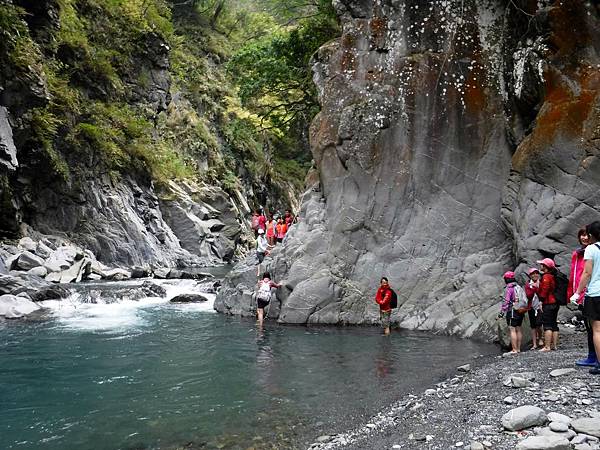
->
[0,3,44,72]
[226,1,339,131]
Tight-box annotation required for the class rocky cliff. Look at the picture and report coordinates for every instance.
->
[215,0,600,341]
[0,0,301,269]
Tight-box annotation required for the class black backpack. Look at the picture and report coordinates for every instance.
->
[553,269,569,306]
[389,289,398,309]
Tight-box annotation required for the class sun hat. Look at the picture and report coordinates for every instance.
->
[257,229,264,234]
[503,271,515,279]
[527,267,540,276]
[536,258,556,269]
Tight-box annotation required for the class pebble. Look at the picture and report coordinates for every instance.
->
[550,368,577,377]
[316,435,331,443]
[392,446,401,449]
[482,441,492,447]
[455,442,464,447]
[504,396,515,404]
[584,400,594,406]
[458,364,471,373]
[470,442,484,450]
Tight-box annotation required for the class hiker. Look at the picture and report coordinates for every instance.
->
[375,277,393,336]
[266,216,276,246]
[537,258,559,352]
[284,209,294,227]
[255,272,281,325]
[524,268,544,349]
[567,227,594,365]
[572,221,600,374]
[275,218,287,243]
[256,229,268,276]
[258,210,266,233]
[498,271,524,354]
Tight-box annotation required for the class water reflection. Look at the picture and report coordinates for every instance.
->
[375,337,394,380]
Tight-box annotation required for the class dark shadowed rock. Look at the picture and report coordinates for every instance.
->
[170,294,209,303]
[29,284,70,302]
[140,281,166,298]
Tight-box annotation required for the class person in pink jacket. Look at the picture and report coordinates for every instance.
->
[569,227,593,365]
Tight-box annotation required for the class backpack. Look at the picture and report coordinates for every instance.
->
[553,269,569,306]
[389,289,398,309]
[257,280,272,302]
[512,284,529,313]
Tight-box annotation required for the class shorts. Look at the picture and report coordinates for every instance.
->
[506,309,524,327]
[257,252,265,264]
[380,310,391,328]
[583,296,600,321]
[527,308,541,329]
[541,303,559,332]
[257,298,270,309]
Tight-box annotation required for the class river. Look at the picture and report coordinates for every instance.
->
[0,278,498,449]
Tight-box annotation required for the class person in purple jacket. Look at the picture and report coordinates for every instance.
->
[498,271,523,354]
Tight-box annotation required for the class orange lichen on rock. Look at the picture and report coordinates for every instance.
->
[463,61,487,115]
[546,0,590,61]
[512,68,599,171]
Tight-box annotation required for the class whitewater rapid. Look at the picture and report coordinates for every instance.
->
[38,279,216,332]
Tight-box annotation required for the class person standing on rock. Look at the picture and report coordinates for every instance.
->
[258,210,266,234]
[375,277,393,336]
[498,271,523,353]
[537,258,559,352]
[251,211,260,237]
[568,227,594,366]
[255,272,281,325]
[572,221,600,374]
[266,216,276,247]
[524,268,544,350]
[256,229,268,277]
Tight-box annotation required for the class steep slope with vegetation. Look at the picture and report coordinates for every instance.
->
[0,0,339,266]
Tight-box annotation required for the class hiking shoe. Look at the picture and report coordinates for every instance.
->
[589,365,600,375]
[576,355,598,367]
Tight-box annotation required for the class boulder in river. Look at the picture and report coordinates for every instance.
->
[170,294,208,303]
[141,281,167,298]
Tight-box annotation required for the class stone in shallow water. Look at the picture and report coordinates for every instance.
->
[502,405,547,431]
[170,294,208,303]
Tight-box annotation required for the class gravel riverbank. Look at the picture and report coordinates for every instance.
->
[310,327,600,450]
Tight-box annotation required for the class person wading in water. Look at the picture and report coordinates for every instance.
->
[375,277,393,336]
[255,272,280,326]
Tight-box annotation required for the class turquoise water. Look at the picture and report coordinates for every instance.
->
[0,289,497,450]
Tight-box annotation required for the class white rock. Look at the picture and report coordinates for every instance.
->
[515,435,571,450]
[392,446,401,449]
[482,441,492,447]
[425,389,437,395]
[45,246,78,273]
[504,396,515,404]
[0,294,41,318]
[455,442,463,447]
[547,413,571,425]
[573,418,600,438]
[27,266,48,278]
[101,268,131,281]
[18,237,37,252]
[574,444,593,450]
[502,405,547,431]
[470,442,484,450]
[457,364,471,372]
[35,241,52,258]
[584,400,593,406]
[549,422,569,432]
[550,368,577,377]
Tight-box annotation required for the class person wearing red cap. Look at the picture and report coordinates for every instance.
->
[537,257,559,352]
[498,271,523,353]
[524,268,544,349]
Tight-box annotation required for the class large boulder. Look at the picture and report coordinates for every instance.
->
[515,435,571,450]
[571,418,600,438]
[502,406,547,431]
[215,1,600,341]
[16,251,45,271]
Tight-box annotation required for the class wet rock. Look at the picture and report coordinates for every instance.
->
[130,266,150,278]
[140,281,166,298]
[29,285,70,302]
[0,294,41,318]
[502,405,547,431]
[153,268,170,279]
[170,294,209,303]
[101,268,132,281]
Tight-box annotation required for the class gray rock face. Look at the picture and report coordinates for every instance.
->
[502,405,547,431]
[0,107,18,172]
[216,1,600,340]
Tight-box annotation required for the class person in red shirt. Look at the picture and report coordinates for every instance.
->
[524,268,543,349]
[257,211,266,233]
[537,258,558,352]
[375,277,392,335]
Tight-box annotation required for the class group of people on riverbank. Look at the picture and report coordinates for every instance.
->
[500,221,600,374]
